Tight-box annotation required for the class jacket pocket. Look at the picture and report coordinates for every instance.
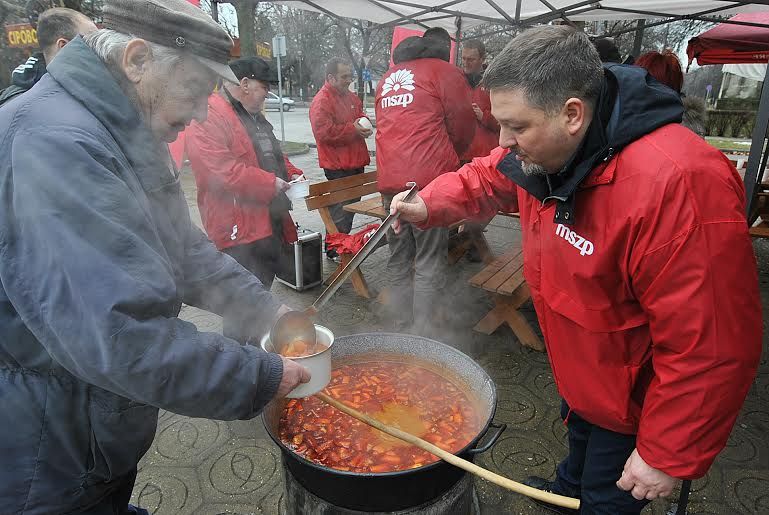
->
[538,280,651,430]
[85,391,158,485]
[540,276,647,333]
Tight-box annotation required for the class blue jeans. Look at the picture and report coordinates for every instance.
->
[553,401,650,515]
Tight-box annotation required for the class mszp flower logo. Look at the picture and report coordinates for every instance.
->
[382,69,415,96]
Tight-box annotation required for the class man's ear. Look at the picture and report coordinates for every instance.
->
[121,39,152,84]
[563,97,588,136]
[55,37,69,51]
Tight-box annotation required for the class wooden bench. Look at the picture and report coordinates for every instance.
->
[305,171,380,299]
[469,245,545,352]
[344,195,495,265]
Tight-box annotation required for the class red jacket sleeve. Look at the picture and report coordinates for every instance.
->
[309,92,360,147]
[630,165,762,479]
[186,109,276,204]
[476,89,500,132]
[439,66,476,157]
[284,156,303,178]
[354,94,367,120]
[419,148,518,227]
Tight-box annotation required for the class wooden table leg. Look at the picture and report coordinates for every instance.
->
[323,253,373,299]
[473,302,510,334]
[468,229,495,264]
[473,286,544,351]
[503,309,545,351]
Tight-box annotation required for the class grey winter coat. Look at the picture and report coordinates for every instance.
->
[0,38,284,514]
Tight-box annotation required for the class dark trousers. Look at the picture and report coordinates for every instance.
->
[222,236,283,342]
[381,195,448,333]
[323,167,364,234]
[553,401,650,515]
[79,469,150,515]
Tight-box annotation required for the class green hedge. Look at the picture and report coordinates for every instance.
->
[716,98,760,111]
[705,110,756,138]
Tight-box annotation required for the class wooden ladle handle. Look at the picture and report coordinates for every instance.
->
[314,392,580,511]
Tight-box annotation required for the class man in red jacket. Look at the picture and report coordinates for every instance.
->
[186,57,305,342]
[375,30,475,333]
[309,58,372,261]
[460,39,499,162]
[391,26,762,514]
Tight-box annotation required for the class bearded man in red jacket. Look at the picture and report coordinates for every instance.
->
[186,57,305,342]
[391,25,762,514]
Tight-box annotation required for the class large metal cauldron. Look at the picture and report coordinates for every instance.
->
[263,333,505,512]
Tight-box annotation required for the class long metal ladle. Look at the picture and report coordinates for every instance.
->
[271,182,420,354]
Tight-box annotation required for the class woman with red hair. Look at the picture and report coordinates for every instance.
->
[636,50,707,137]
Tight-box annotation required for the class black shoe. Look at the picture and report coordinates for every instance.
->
[466,247,482,263]
[522,476,580,515]
[326,249,341,263]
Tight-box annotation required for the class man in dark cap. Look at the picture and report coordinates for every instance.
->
[0,1,309,513]
[186,57,307,342]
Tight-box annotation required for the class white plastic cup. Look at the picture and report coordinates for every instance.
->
[357,117,373,131]
[260,325,333,398]
[285,179,310,200]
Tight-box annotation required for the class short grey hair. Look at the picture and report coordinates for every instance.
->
[83,29,184,72]
[483,25,603,114]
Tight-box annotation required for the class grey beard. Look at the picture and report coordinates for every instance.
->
[522,162,549,176]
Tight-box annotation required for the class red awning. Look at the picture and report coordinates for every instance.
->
[687,12,769,66]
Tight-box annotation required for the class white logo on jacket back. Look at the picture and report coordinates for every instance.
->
[555,224,594,256]
[380,69,415,108]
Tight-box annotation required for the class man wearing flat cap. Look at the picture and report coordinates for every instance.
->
[186,57,307,342]
[0,1,309,513]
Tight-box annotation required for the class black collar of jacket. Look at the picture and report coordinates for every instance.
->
[46,37,175,194]
[496,64,684,225]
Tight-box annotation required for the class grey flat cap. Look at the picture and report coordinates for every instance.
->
[102,0,238,82]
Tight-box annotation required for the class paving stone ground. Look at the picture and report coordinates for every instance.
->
[131,145,769,515]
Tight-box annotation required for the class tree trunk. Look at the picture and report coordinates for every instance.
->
[233,0,258,57]
[631,19,645,59]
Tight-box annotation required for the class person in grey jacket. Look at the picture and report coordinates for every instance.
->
[0,0,309,513]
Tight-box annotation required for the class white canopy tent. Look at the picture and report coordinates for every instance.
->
[266,1,769,34]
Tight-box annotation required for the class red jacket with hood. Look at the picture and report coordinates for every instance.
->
[375,42,475,194]
[418,64,762,479]
[309,82,371,170]
[186,93,302,250]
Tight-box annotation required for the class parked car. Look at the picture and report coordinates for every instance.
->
[265,92,295,111]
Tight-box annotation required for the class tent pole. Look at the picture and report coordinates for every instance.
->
[743,63,769,222]
[598,6,769,29]
[364,0,431,29]
[455,16,462,65]
[483,0,516,25]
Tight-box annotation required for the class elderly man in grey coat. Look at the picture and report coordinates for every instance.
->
[0,1,309,513]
